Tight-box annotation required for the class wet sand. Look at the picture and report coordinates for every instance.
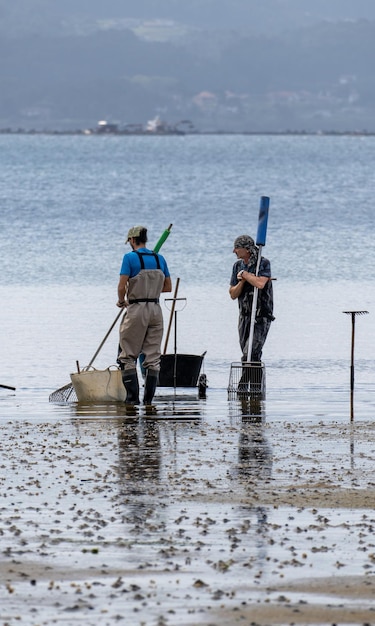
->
[1,388,375,625]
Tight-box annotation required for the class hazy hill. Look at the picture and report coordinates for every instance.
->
[2,0,375,35]
[1,0,375,132]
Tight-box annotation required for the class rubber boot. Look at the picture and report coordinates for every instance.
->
[122,369,140,405]
[238,363,251,393]
[238,362,262,395]
[143,369,158,405]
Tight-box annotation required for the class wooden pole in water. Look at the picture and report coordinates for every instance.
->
[343,310,368,421]
[163,277,180,354]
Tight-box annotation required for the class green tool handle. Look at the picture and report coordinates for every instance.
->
[153,223,173,252]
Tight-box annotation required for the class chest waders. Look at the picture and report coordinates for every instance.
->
[121,251,165,406]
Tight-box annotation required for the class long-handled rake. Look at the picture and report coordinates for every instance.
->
[228,196,270,399]
[343,310,369,421]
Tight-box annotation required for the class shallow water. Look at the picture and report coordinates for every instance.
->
[1,134,375,624]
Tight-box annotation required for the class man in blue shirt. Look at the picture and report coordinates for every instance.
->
[117,225,172,406]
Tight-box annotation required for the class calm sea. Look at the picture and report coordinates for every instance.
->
[0,133,374,419]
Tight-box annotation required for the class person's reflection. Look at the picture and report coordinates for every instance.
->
[237,421,272,482]
[239,396,265,423]
[234,416,273,563]
[115,419,162,539]
[117,419,161,486]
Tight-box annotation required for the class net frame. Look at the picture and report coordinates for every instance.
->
[49,383,77,403]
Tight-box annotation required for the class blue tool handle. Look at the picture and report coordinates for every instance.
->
[256,196,270,246]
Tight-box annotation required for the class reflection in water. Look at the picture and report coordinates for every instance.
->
[234,416,273,563]
[114,402,203,529]
[155,394,205,420]
[237,423,272,482]
[68,401,131,419]
[228,396,266,423]
[115,419,163,530]
[241,397,265,422]
[350,425,355,469]
[68,395,204,421]
[117,419,161,489]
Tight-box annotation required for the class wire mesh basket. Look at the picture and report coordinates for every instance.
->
[49,383,77,403]
[227,361,266,399]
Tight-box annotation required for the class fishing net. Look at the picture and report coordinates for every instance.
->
[49,382,77,403]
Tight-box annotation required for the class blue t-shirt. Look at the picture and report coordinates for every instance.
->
[120,247,170,278]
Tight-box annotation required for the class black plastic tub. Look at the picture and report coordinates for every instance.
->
[159,354,204,387]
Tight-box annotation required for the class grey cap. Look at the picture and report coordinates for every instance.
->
[233,235,256,251]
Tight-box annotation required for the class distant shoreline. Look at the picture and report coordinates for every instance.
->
[1,128,374,137]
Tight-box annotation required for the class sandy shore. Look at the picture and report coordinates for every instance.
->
[1,394,375,624]
[2,560,375,625]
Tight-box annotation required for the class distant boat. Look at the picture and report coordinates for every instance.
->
[145,115,185,135]
[96,120,119,133]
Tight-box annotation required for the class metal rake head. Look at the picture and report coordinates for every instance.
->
[343,310,369,316]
